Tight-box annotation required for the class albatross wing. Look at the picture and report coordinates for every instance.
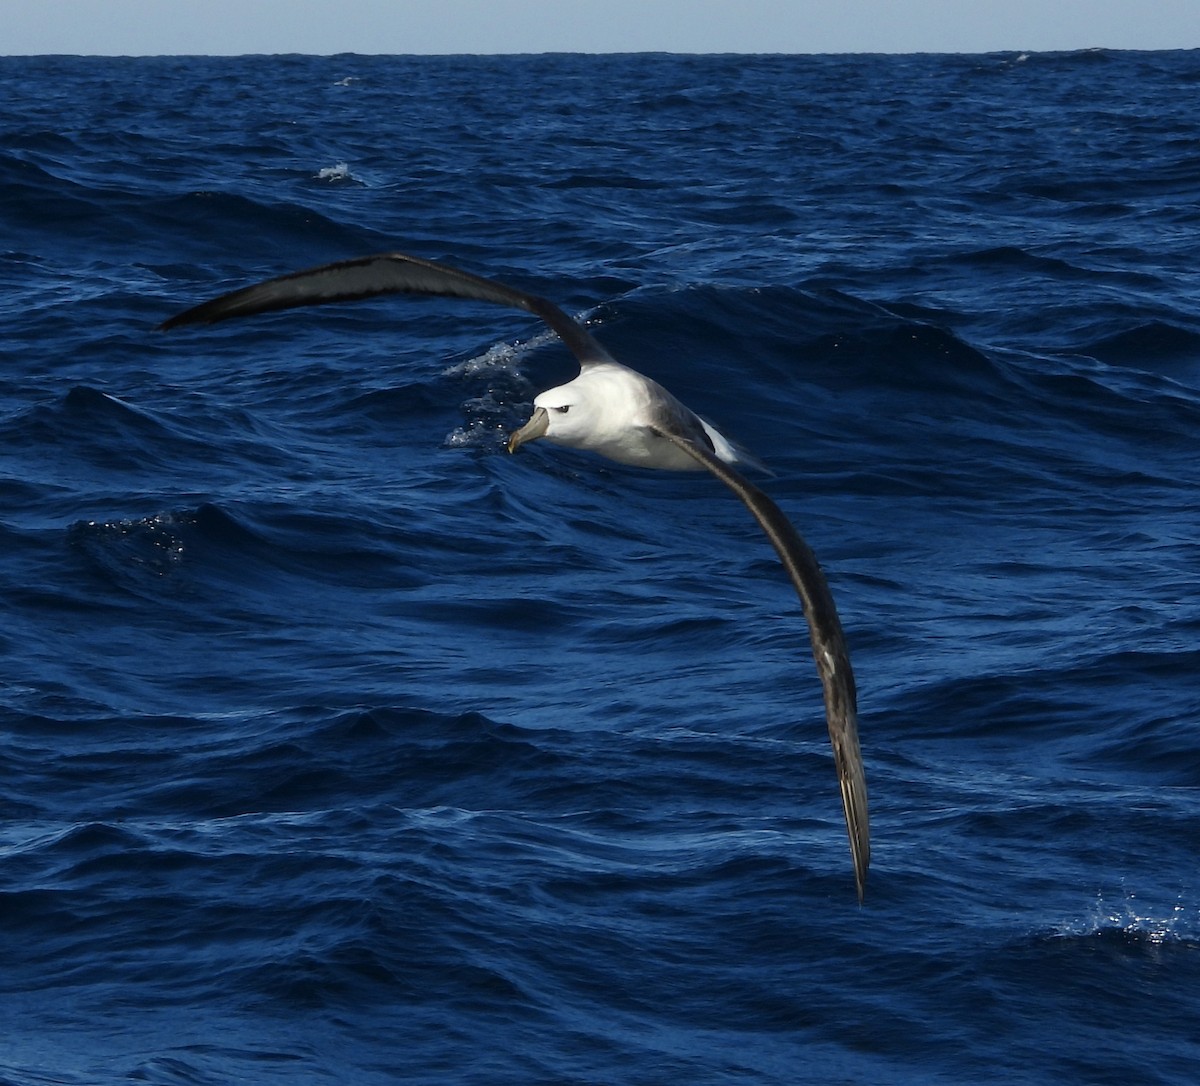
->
[158,251,617,368]
[650,425,870,903]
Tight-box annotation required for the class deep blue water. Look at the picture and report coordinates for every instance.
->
[1,50,1199,1084]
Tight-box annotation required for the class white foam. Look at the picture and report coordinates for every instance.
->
[315,161,353,182]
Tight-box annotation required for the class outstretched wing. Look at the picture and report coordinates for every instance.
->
[651,425,870,903]
[158,251,616,368]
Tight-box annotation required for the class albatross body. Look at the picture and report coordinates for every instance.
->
[159,250,870,903]
[509,360,750,472]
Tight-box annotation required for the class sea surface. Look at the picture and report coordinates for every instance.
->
[1,50,1198,1085]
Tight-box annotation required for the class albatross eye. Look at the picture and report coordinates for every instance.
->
[552,405,571,414]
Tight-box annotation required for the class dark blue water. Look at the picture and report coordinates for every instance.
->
[2,50,1199,1084]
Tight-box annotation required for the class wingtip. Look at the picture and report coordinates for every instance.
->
[156,305,204,332]
[851,821,870,905]
[157,302,225,332]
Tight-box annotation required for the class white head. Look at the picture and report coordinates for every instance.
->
[507,370,633,455]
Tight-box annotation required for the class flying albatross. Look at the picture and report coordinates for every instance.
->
[158,251,870,902]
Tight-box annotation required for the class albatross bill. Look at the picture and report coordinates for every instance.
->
[507,406,549,451]
[158,250,871,903]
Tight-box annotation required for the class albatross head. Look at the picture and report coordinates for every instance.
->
[506,381,604,455]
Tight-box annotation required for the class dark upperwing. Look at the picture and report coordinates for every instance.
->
[159,251,615,368]
[650,424,870,904]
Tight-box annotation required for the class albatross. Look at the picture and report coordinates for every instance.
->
[158,251,870,903]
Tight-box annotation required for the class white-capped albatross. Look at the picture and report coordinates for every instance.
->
[158,251,870,903]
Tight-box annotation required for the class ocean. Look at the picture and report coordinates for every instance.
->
[1,50,1197,1084]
